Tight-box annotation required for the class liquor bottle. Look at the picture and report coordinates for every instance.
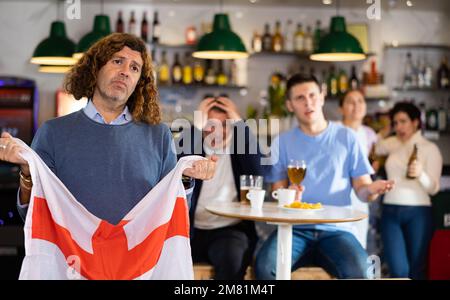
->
[437,56,450,89]
[141,12,148,42]
[152,11,161,43]
[426,106,439,131]
[262,23,272,52]
[321,69,328,97]
[128,11,136,35]
[368,59,380,85]
[272,21,284,52]
[294,23,305,53]
[116,11,124,33]
[349,65,360,90]
[251,30,262,53]
[417,56,426,88]
[193,59,205,84]
[423,55,433,88]
[313,20,323,53]
[171,53,183,84]
[438,100,448,132]
[304,25,314,54]
[185,26,197,45]
[328,65,338,97]
[158,50,170,85]
[284,19,294,52]
[403,52,414,89]
[182,52,193,85]
[338,69,348,96]
[204,60,216,85]
[406,144,418,179]
[216,61,228,86]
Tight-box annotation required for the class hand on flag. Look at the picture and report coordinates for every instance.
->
[183,155,218,180]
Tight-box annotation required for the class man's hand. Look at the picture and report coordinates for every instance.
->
[195,97,218,130]
[183,155,218,180]
[407,160,423,179]
[288,184,306,201]
[213,97,242,122]
[368,179,395,196]
[0,132,30,175]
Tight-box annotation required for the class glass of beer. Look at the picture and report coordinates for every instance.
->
[287,159,307,201]
[240,175,263,204]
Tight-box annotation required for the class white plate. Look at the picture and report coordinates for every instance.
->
[280,206,324,212]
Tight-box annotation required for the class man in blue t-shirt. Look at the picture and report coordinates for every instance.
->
[254,74,395,279]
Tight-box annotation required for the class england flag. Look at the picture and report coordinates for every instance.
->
[16,138,200,280]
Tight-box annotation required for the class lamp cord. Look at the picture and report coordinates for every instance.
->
[101,0,104,14]
[336,0,340,16]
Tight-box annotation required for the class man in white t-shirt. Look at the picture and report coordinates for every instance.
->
[176,96,265,280]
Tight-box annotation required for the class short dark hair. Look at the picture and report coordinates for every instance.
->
[389,101,422,129]
[339,89,364,107]
[286,73,321,100]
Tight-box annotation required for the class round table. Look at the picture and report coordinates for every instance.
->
[206,202,367,280]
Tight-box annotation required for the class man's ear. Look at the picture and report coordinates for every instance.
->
[286,99,294,113]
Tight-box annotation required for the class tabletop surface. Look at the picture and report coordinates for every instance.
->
[205,202,368,225]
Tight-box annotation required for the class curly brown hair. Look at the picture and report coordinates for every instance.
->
[64,33,160,124]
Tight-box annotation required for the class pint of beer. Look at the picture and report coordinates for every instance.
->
[287,159,307,186]
[240,175,263,204]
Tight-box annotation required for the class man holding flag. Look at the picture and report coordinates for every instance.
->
[0,33,216,279]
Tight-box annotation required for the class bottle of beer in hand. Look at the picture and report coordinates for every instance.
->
[406,144,418,179]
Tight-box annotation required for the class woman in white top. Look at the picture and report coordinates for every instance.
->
[376,102,443,279]
[339,90,378,250]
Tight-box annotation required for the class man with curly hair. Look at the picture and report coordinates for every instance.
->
[0,33,217,225]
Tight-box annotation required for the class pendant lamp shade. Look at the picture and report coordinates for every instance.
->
[30,21,77,66]
[38,65,72,74]
[73,15,112,59]
[192,14,248,60]
[310,16,366,62]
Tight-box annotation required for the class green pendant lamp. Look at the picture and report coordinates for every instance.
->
[192,13,248,60]
[30,21,77,66]
[310,16,366,62]
[310,0,366,62]
[73,14,111,60]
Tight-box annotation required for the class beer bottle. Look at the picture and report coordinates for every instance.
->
[141,12,148,42]
[116,11,124,33]
[158,51,170,85]
[171,53,183,84]
[182,52,193,85]
[128,11,136,35]
[406,144,418,179]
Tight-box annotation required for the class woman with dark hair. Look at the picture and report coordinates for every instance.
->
[375,101,443,279]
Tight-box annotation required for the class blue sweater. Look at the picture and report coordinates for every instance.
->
[20,110,177,225]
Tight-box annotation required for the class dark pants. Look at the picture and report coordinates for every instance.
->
[381,204,433,280]
[191,221,258,280]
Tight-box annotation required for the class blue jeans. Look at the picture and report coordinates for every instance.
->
[381,204,433,280]
[254,228,369,279]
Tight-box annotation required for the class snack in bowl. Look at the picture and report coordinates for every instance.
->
[284,201,322,210]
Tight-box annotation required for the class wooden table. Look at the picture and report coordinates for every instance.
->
[206,202,367,280]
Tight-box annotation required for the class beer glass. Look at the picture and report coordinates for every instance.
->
[240,175,263,204]
[287,159,307,201]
